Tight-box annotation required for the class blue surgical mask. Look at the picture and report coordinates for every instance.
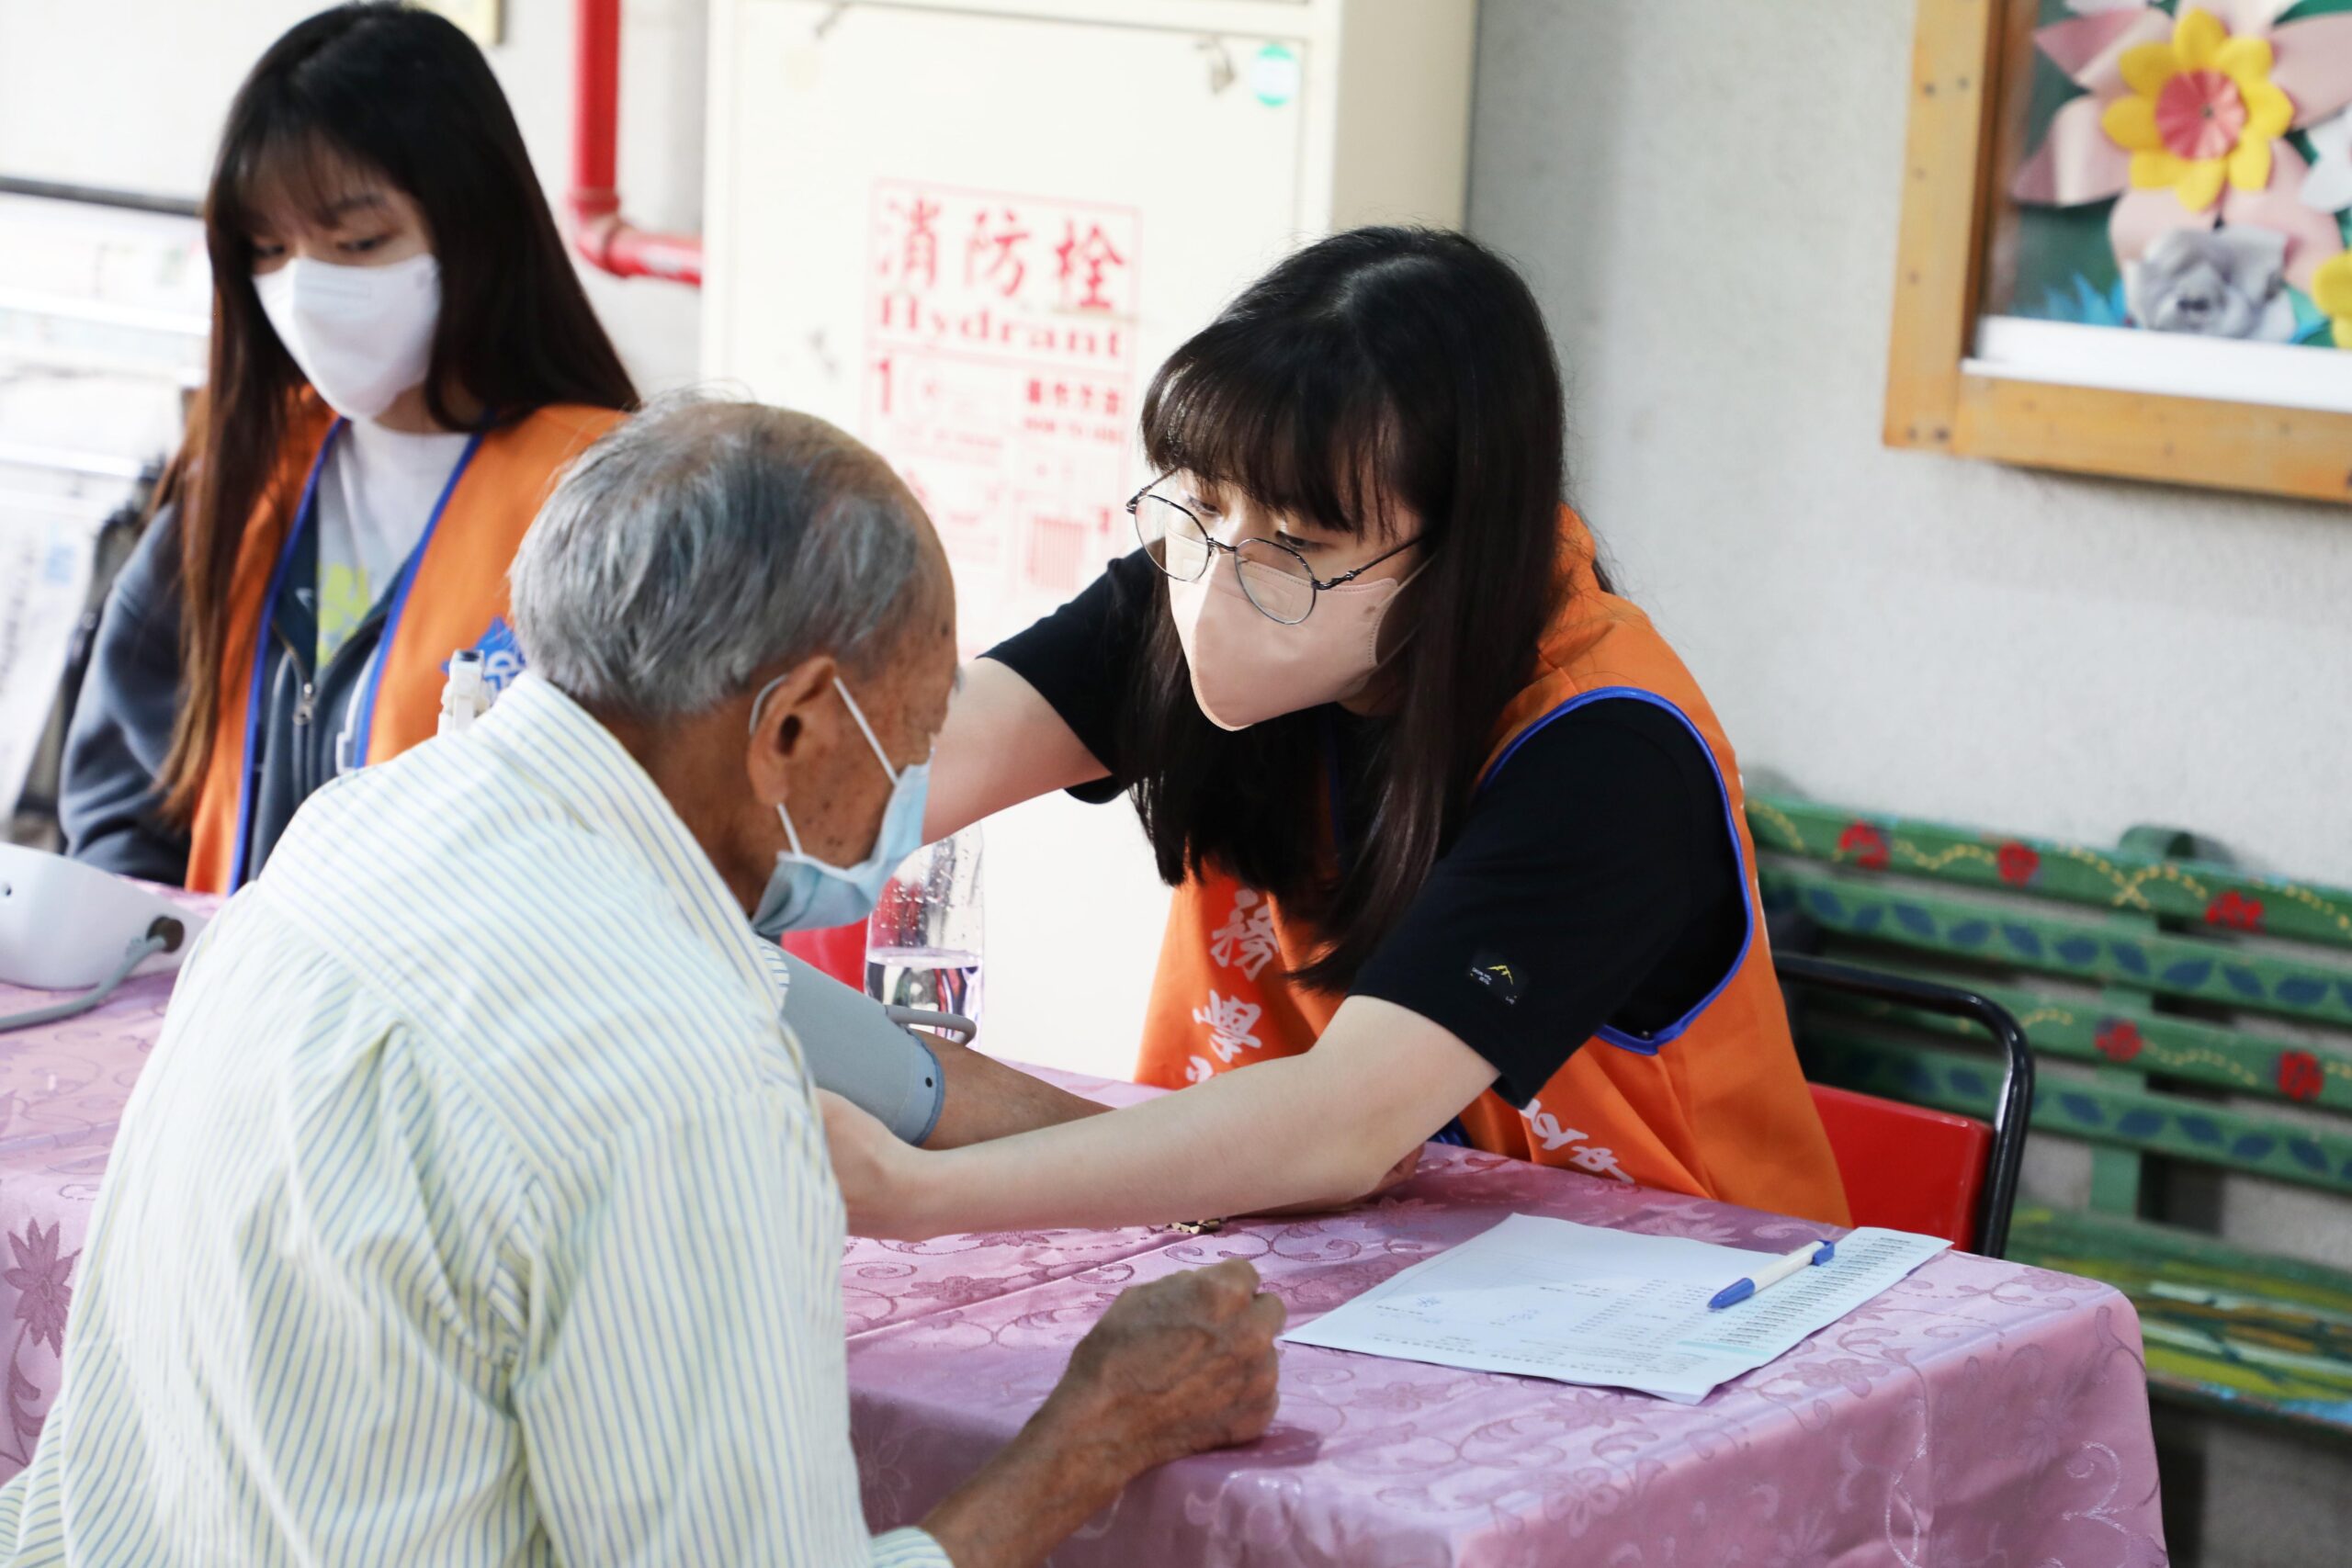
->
[749,675,933,939]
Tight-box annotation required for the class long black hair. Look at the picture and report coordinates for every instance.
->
[1124,227,1602,992]
[161,2,637,818]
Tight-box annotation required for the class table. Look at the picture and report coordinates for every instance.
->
[0,957,2168,1564]
[0,955,178,1481]
[846,1072,2169,1566]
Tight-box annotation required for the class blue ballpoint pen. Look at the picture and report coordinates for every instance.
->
[1706,1238,1837,1310]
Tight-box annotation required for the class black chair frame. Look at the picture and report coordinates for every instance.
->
[1774,952,2036,1258]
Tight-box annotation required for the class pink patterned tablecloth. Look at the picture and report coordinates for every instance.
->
[0,955,181,1477]
[848,1072,2168,1567]
[0,945,2166,1564]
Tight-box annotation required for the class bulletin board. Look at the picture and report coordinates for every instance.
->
[1888,0,2352,502]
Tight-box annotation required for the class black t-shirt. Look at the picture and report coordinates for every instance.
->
[983,552,1748,1106]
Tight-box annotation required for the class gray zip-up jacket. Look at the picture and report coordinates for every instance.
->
[62,506,393,890]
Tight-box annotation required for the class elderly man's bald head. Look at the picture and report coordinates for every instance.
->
[512,397,952,720]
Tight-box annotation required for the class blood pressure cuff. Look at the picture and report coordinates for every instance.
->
[775,949,946,1145]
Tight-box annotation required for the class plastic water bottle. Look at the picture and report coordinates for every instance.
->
[865,826,984,1038]
[436,649,488,737]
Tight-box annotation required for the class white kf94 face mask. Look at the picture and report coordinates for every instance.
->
[253,252,442,422]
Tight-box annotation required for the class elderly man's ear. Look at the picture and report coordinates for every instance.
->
[744,655,843,807]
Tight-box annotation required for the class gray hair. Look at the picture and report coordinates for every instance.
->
[510,395,928,718]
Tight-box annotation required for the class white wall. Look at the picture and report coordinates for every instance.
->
[0,0,705,391]
[1468,0,2352,888]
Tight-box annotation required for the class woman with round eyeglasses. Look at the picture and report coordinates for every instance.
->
[825,226,1849,1239]
[1130,483,1425,628]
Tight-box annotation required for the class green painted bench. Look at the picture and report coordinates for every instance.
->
[1747,793,2352,1441]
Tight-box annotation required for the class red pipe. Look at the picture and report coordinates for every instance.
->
[569,0,703,287]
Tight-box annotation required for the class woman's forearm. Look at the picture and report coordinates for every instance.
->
[883,998,1498,1238]
[901,1055,1363,1236]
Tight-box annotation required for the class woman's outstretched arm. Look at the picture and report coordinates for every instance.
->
[826,997,1498,1239]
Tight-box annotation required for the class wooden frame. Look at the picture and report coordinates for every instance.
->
[1885,0,2352,504]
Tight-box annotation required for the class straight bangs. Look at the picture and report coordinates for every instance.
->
[211,117,387,269]
[1140,321,1418,545]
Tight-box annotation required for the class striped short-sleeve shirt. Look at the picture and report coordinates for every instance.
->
[0,673,948,1566]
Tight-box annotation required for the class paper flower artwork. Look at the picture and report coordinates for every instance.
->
[2016,2,2352,335]
[2125,226,2296,335]
[2100,8,2294,209]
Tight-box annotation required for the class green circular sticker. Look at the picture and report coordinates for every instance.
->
[1251,43,1300,108]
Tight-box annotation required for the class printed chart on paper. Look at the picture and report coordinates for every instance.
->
[1283,1214,1950,1403]
[865,181,1142,654]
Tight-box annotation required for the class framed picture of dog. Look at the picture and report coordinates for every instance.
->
[1886,0,2352,503]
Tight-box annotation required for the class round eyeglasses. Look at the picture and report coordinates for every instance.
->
[1126,481,1421,626]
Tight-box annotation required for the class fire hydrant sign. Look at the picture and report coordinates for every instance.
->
[865,180,1141,651]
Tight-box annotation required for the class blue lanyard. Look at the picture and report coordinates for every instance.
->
[341,424,486,767]
[222,417,485,889]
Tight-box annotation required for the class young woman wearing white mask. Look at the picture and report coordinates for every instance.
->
[826,229,1852,1235]
[62,3,634,891]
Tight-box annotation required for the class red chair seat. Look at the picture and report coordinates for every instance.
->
[1809,1083,1991,1251]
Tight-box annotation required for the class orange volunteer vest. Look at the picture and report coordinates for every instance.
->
[1136,513,1850,1225]
[187,400,623,893]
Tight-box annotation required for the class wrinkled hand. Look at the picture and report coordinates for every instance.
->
[1243,1142,1422,1220]
[918,1260,1288,1566]
[1040,1258,1285,1472]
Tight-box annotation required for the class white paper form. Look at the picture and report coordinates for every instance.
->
[1279,1214,1950,1403]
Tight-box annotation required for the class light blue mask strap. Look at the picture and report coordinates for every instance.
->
[829,678,899,784]
[753,673,899,866]
[747,672,899,784]
[748,671,788,736]
[774,801,808,859]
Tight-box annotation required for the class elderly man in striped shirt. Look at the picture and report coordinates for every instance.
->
[0,399,1283,1566]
